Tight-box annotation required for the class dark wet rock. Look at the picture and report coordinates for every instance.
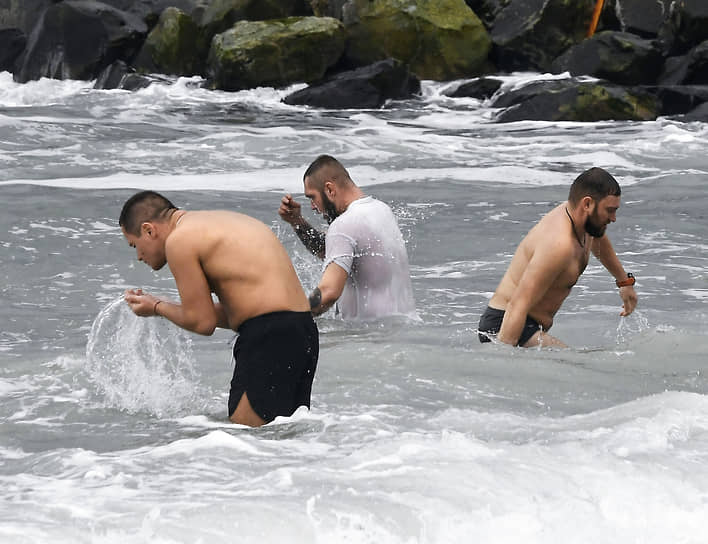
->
[680,101,708,122]
[463,0,510,29]
[642,84,708,116]
[443,77,503,99]
[91,0,206,27]
[283,58,420,108]
[492,78,659,122]
[0,28,26,73]
[551,31,663,86]
[207,16,344,91]
[342,0,491,81]
[199,0,310,38]
[93,59,174,89]
[490,0,596,72]
[657,0,708,56]
[309,0,348,19]
[133,7,208,76]
[658,41,708,85]
[17,1,147,83]
[611,0,672,39]
[0,0,58,35]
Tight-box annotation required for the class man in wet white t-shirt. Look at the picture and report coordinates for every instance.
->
[279,155,416,320]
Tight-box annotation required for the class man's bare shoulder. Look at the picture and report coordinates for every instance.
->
[525,205,577,258]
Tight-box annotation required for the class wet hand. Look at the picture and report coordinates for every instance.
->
[619,286,637,317]
[124,288,160,317]
[278,194,303,225]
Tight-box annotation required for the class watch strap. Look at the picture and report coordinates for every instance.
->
[616,273,635,288]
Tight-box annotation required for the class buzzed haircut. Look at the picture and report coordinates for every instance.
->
[119,190,177,236]
[568,167,621,204]
[303,155,352,187]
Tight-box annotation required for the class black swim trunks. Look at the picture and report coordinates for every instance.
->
[477,306,542,346]
[228,311,319,423]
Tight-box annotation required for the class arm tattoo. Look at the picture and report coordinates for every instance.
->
[308,287,322,310]
[294,222,326,259]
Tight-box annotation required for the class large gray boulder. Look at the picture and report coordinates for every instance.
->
[199,0,311,38]
[492,78,659,122]
[207,16,345,91]
[681,101,708,121]
[0,28,26,73]
[659,40,708,85]
[91,0,206,26]
[309,0,349,19]
[658,0,708,56]
[490,0,597,72]
[463,0,510,28]
[342,0,491,81]
[610,0,673,38]
[0,0,57,35]
[133,7,208,76]
[551,31,664,86]
[644,85,708,116]
[17,1,148,83]
[283,58,420,108]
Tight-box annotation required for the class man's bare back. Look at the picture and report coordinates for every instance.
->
[166,210,309,330]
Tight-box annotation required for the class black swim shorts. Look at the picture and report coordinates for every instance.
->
[228,311,319,423]
[477,306,541,347]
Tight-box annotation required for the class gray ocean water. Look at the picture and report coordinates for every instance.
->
[1,70,707,543]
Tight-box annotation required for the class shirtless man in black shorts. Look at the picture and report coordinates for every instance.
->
[478,167,638,347]
[120,191,318,426]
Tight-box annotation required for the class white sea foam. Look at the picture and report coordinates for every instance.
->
[0,165,584,191]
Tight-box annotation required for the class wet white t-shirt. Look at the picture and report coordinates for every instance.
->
[324,196,416,320]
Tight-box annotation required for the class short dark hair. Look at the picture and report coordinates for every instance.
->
[119,190,177,236]
[568,167,621,204]
[303,155,352,189]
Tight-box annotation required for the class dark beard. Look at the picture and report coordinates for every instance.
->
[584,211,606,238]
[322,193,339,224]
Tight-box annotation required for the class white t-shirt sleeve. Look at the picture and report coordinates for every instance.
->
[324,224,356,275]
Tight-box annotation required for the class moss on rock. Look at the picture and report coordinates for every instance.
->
[207,16,345,90]
[344,0,491,80]
[136,7,207,76]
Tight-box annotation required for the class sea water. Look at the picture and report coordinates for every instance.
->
[1,70,707,542]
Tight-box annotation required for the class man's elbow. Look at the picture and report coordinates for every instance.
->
[320,285,342,308]
[189,317,217,336]
[194,324,216,336]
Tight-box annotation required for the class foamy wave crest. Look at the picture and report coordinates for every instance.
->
[85,296,202,417]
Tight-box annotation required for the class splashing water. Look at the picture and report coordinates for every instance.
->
[85,296,202,417]
[615,309,651,345]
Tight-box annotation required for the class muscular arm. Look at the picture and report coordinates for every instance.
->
[310,262,348,316]
[498,243,569,346]
[279,194,326,259]
[156,235,221,335]
[293,218,326,260]
[591,235,638,316]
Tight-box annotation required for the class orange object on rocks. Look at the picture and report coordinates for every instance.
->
[587,0,605,37]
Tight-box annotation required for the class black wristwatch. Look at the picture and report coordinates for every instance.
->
[616,273,635,288]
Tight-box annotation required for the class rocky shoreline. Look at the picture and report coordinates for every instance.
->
[1,0,707,121]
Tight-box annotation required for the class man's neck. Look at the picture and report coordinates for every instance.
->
[340,188,367,213]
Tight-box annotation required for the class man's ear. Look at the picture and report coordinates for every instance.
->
[324,180,335,197]
[581,195,594,211]
[141,222,153,237]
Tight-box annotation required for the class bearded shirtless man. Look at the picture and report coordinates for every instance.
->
[120,191,318,426]
[478,167,638,348]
